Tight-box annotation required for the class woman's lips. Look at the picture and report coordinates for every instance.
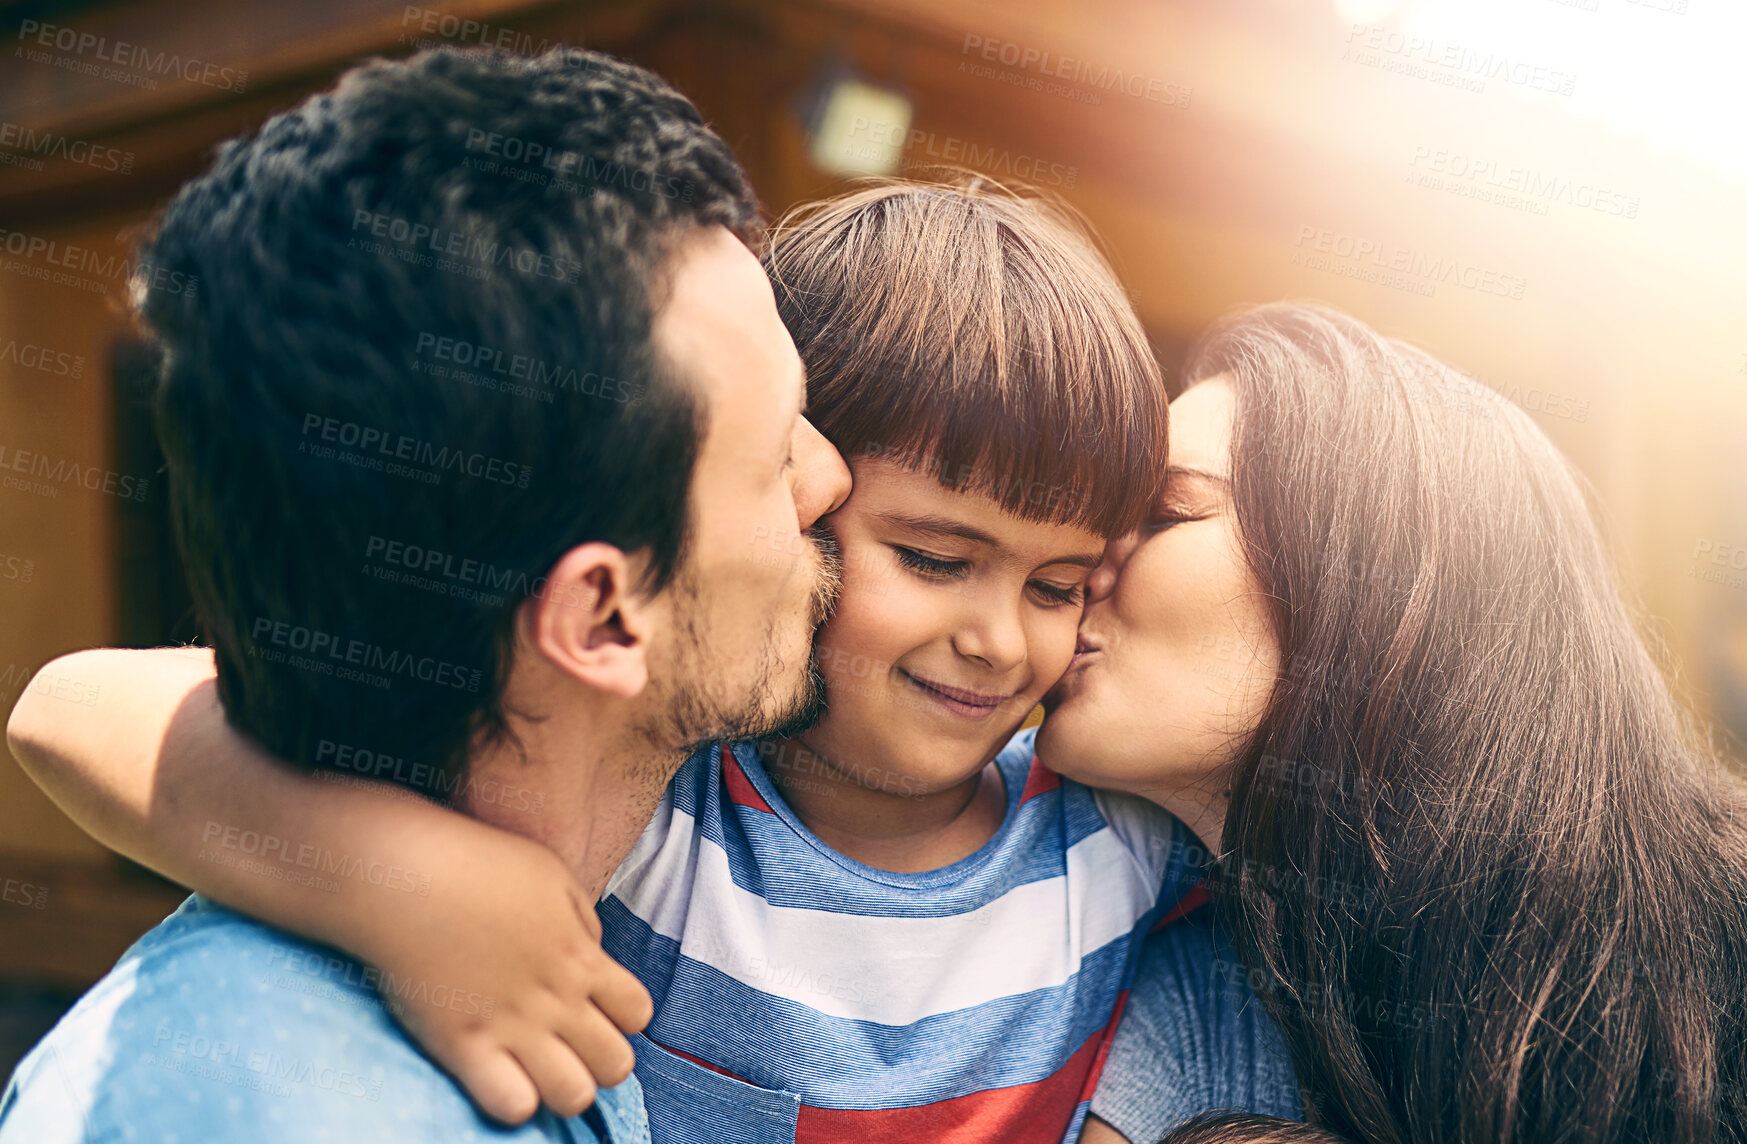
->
[1067,632,1102,672]
[900,671,1012,720]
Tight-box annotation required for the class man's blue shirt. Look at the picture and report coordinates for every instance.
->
[0,895,649,1143]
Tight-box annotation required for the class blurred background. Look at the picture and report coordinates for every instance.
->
[0,0,1743,1080]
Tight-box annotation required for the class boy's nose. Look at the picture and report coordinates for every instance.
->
[954,602,1028,676]
[791,416,850,529]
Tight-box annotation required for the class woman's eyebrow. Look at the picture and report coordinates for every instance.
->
[1165,466,1230,484]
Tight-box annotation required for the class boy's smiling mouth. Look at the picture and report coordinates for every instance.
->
[899,670,1013,720]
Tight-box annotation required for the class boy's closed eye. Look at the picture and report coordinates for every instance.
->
[890,545,1086,607]
[892,545,967,578]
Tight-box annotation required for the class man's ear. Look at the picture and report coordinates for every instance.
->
[523,543,655,699]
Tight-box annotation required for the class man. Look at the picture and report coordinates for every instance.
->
[1,45,848,1142]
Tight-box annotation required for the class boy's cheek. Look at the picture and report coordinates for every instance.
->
[839,567,894,599]
[813,643,879,696]
[833,553,939,633]
[839,535,900,592]
[1033,614,1082,685]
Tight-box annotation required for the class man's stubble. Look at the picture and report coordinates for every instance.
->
[634,523,843,773]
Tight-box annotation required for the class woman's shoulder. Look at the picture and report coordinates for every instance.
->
[1092,913,1303,1140]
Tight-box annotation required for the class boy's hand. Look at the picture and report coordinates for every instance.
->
[353,823,653,1124]
[5,645,650,1124]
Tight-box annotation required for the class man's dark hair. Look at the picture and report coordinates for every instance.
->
[138,47,759,798]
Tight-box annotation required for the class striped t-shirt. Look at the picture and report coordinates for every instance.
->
[599,726,1199,1144]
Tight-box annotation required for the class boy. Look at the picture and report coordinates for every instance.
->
[10,178,1185,1144]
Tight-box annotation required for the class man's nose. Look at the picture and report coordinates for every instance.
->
[1084,532,1140,605]
[791,415,850,529]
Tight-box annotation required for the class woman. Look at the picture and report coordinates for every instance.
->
[1065,303,1747,1143]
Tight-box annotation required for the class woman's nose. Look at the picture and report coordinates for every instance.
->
[1084,533,1140,605]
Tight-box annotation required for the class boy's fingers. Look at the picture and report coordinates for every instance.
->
[512,1036,599,1120]
[448,1046,541,1126]
[589,960,655,1034]
[568,892,604,942]
[555,1006,638,1089]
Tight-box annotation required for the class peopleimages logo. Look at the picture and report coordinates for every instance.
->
[249,616,484,693]
[298,414,532,488]
[0,553,35,583]
[0,338,84,378]
[0,877,48,910]
[1293,226,1528,301]
[362,532,589,610]
[15,20,249,92]
[1407,147,1640,220]
[398,4,591,61]
[1342,24,1576,97]
[959,34,1193,108]
[1691,539,1747,592]
[0,443,150,501]
[315,738,547,813]
[843,121,1078,189]
[0,122,134,175]
[462,129,694,202]
[0,227,197,299]
[349,209,580,284]
[412,332,644,405]
[263,946,495,1024]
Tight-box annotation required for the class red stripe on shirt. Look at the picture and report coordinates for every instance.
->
[794,1009,1118,1144]
[722,745,775,813]
[1079,989,1130,1106]
[1018,760,1062,805]
[645,1037,747,1081]
[1151,882,1211,931]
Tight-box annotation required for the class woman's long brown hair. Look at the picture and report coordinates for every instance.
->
[1193,303,1747,1143]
